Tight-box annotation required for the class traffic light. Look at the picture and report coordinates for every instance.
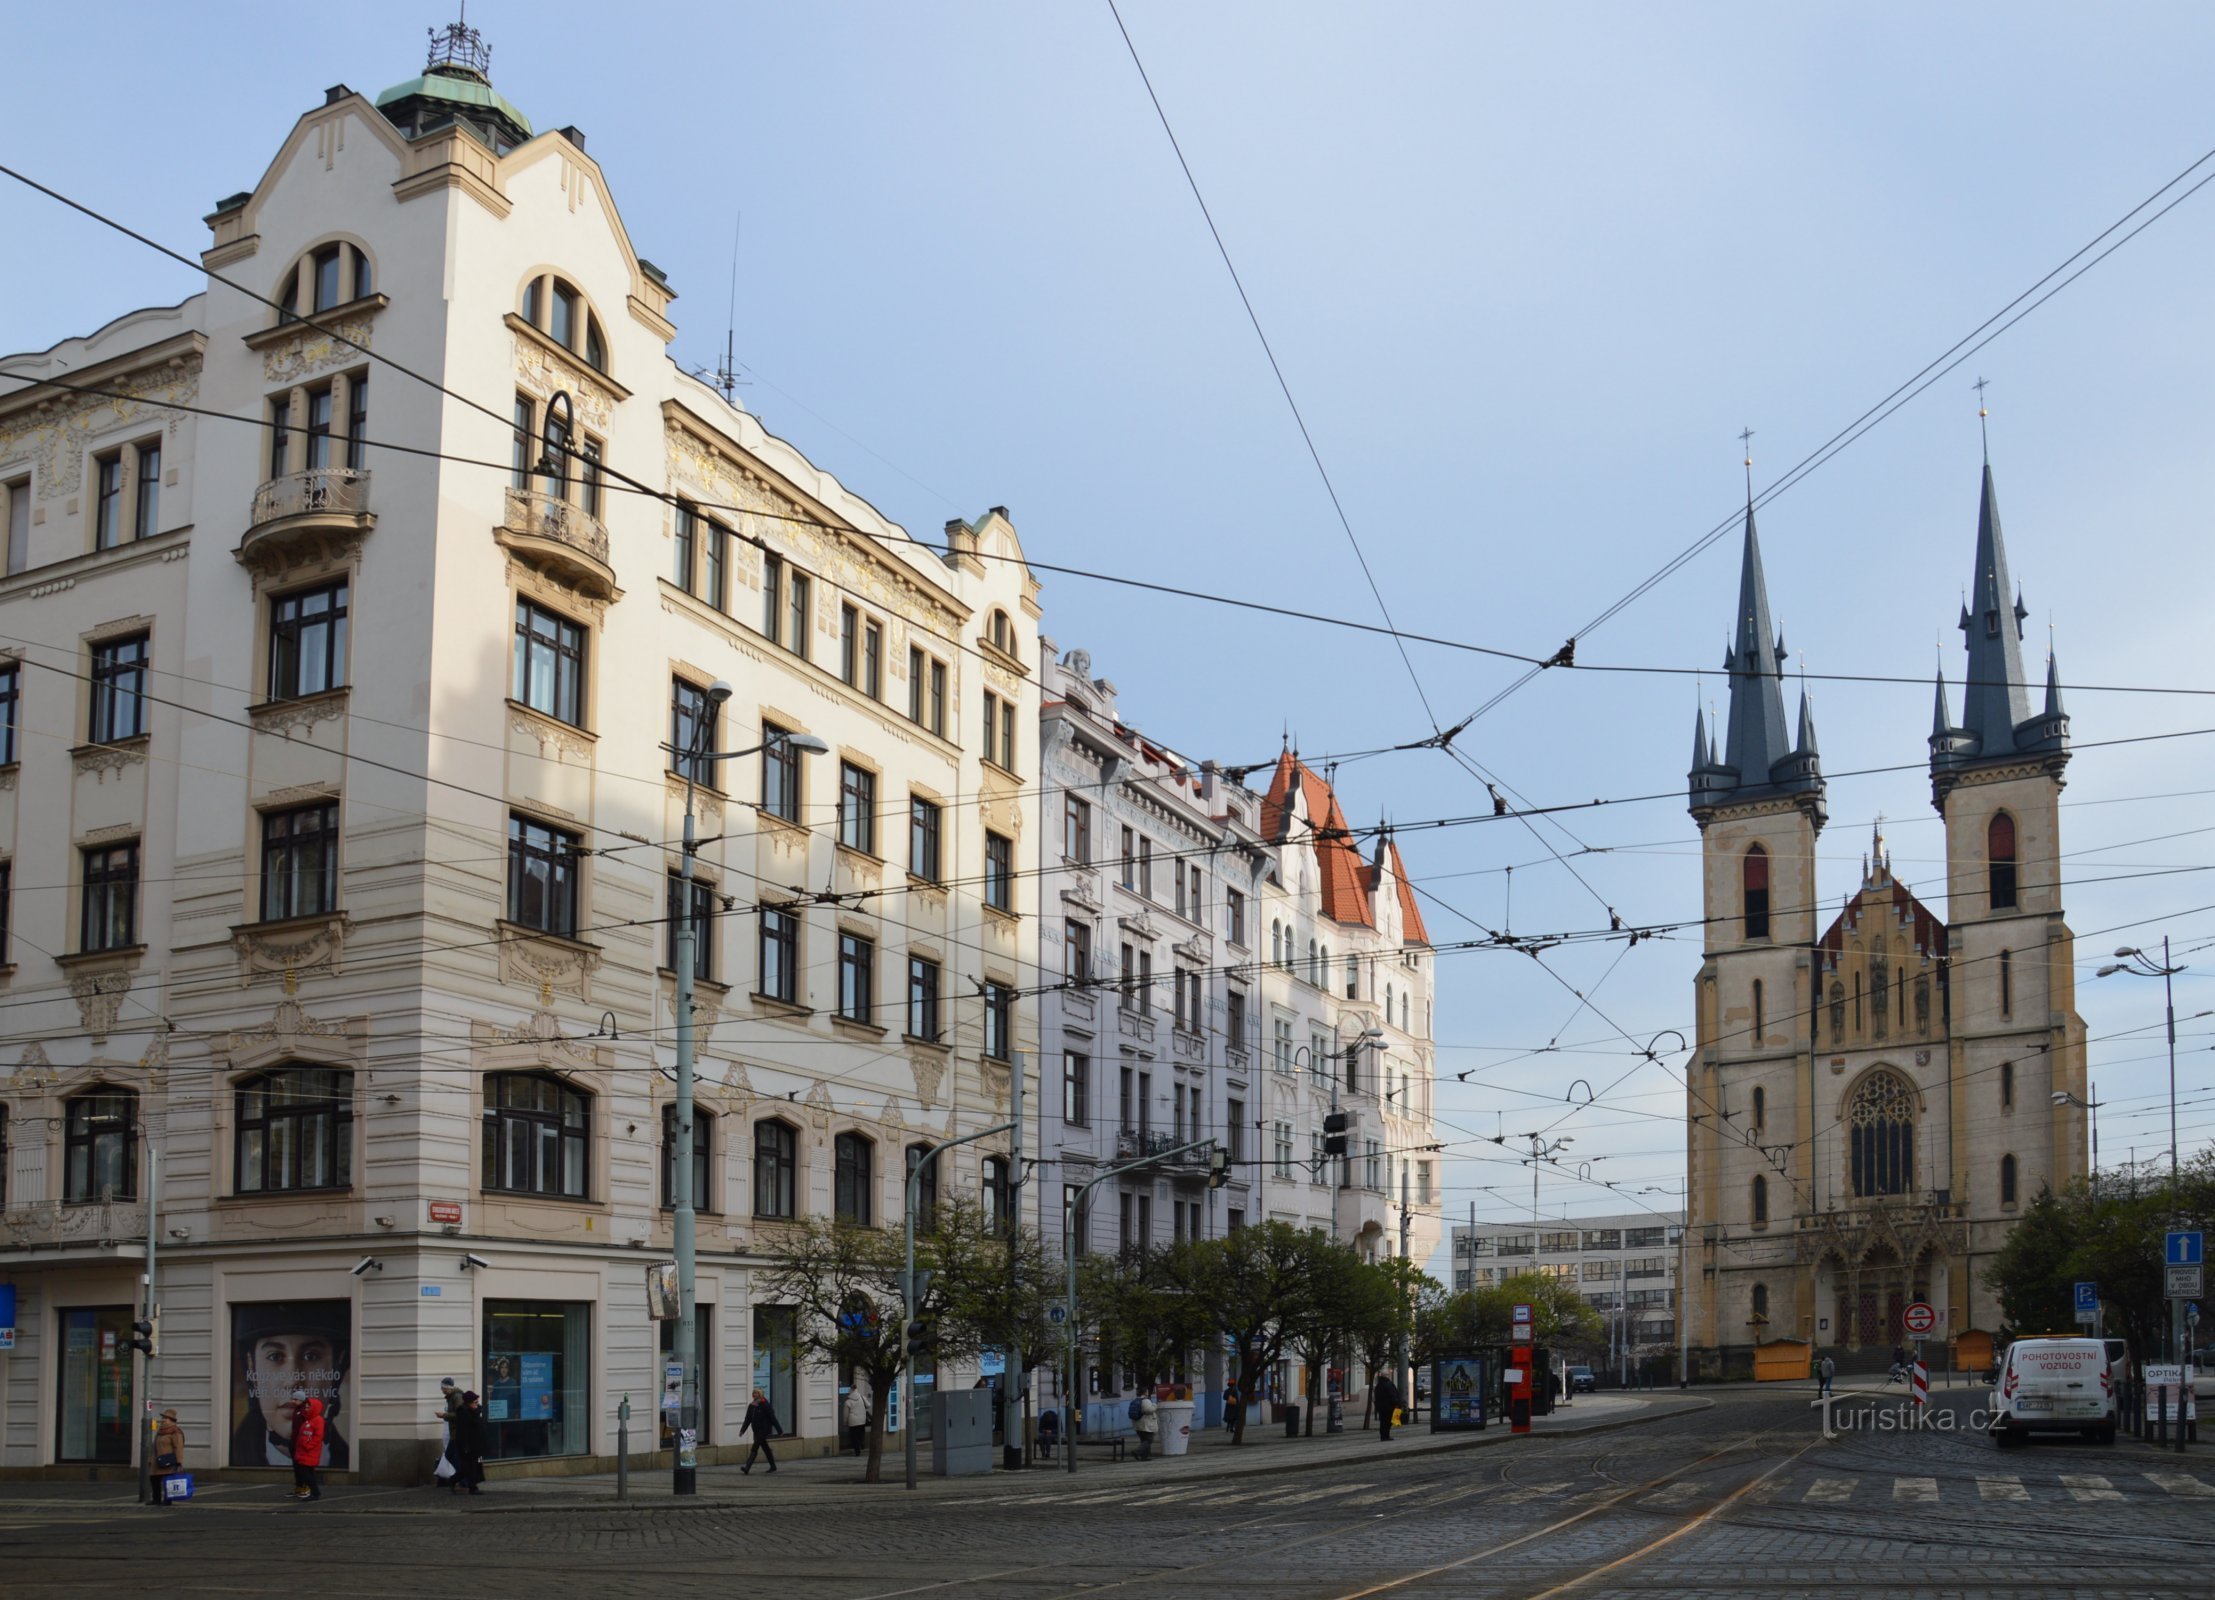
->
[906,1319,933,1359]
[129,1317,156,1358]
[1323,1111,1350,1158]
[1207,1147,1231,1190]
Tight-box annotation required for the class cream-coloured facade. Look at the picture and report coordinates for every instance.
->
[1682,481,2085,1374]
[0,39,1039,1480]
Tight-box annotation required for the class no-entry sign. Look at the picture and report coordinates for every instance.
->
[1902,1301,1937,1336]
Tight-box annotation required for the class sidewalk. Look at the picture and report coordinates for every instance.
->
[0,1392,1702,1514]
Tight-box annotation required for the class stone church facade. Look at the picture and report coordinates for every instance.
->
[1682,462,2087,1370]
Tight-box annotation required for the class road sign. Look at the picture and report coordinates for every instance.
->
[2167,1231,2203,1267]
[1902,1301,1937,1336]
[2074,1281,2099,1325]
[1511,1302,1534,1328]
[2167,1264,2203,1300]
[1046,1302,1069,1326]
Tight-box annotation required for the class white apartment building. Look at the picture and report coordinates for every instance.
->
[1449,1209,1685,1364]
[0,29,1038,1482]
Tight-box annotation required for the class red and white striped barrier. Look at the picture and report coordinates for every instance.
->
[1911,1360,1929,1408]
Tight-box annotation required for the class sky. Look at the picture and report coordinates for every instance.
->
[5,3,2214,1258]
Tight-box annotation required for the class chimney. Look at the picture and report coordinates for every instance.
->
[559,125,587,151]
[324,84,352,105]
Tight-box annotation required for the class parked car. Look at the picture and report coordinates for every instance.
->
[1990,1335,2116,1447]
[1566,1365,1597,1394]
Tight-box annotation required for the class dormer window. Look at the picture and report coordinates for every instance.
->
[520,274,609,375]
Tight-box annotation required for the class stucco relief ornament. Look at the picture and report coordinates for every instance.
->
[226,998,347,1057]
[7,1041,56,1094]
[0,364,201,501]
[69,969,133,1043]
[262,321,374,386]
[512,336,613,431]
[909,1050,945,1110]
[803,1080,834,1135]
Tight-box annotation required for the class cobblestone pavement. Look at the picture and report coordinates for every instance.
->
[4,1386,2209,1597]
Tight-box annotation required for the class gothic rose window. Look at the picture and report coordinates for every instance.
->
[1846,1071,1914,1199]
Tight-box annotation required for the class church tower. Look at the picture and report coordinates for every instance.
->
[1685,504,1825,1358]
[1929,457,2087,1294]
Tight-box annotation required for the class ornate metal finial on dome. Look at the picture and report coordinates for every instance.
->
[426,16,493,81]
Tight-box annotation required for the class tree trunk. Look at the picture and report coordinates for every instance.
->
[865,1387,888,1484]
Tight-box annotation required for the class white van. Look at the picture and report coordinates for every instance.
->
[1991,1336,2116,1446]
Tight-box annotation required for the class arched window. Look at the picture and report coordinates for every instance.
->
[1751,1174,1769,1225]
[906,1143,938,1232]
[1751,979,1765,1044]
[1752,1086,1766,1131]
[236,1067,353,1194]
[519,273,609,374]
[483,1073,589,1198]
[1270,922,1281,967]
[1752,1281,1770,1320]
[1743,845,1771,940]
[1846,1071,1915,1198]
[1401,990,1410,1030]
[277,240,374,322]
[1829,981,1846,1039]
[754,1119,798,1219]
[1386,982,1394,1024]
[64,1089,137,1202]
[1346,955,1359,999]
[1988,812,2019,910]
[1871,959,1889,1040]
[2000,1061,2014,1110]
[1914,975,1931,1028]
[834,1131,874,1225]
[988,609,1014,656]
[660,1104,713,1212]
[1308,939,1319,983]
[2000,950,2013,1018]
[2000,1152,2019,1205]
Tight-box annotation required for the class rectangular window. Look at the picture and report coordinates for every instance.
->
[984,831,1013,912]
[268,580,349,701]
[93,450,124,549]
[1226,1099,1245,1161]
[1225,987,1246,1047]
[929,659,946,737]
[1120,826,1135,888]
[512,601,585,727]
[133,441,160,539]
[673,503,696,591]
[6,475,29,574]
[702,518,727,610]
[758,906,798,1003]
[1119,1065,1134,1129]
[260,803,339,922]
[760,721,802,823]
[862,620,882,699]
[0,859,8,965]
[665,873,714,982]
[480,1300,592,1462]
[1064,796,1090,863]
[81,842,138,952]
[669,678,719,785]
[906,955,940,1041]
[0,662,18,765]
[346,373,369,471]
[786,572,810,660]
[577,438,603,517]
[312,244,343,312]
[506,814,580,937]
[1137,951,1152,1013]
[762,1124,800,1220]
[1137,1071,1152,1134]
[660,1105,713,1213]
[907,646,924,723]
[1273,1017,1294,1074]
[89,633,149,743]
[510,394,532,489]
[1139,838,1153,899]
[838,762,877,854]
[56,1306,137,1464]
[840,604,859,685]
[982,980,1013,1061]
[762,553,783,643]
[838,932,875,1022]
[1175,862,1188,918]
[1063,1051,1089,1125]
[909,795,942,882]
[305,384,335,470]
[1227,886,1247,945]
[983,691,1002,766]
[1064,919,1092,982]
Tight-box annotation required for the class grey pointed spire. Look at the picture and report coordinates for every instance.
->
[2044,650,2064,718]
[1721,505,1792,784]
[1930,670,1952,741]
[1796,687,1819,756]
[1958,462,2032,751]
[1691,703,1710,776]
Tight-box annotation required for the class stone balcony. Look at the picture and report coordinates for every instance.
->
[495,486,619,600]
[235,466,374,577]
[1,1196,149,1257]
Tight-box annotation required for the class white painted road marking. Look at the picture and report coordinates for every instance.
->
[1804,1477,1856,1502]
[1893,1477,1939,1503]
[2062,1474,2123,1502]
[2145,1471,2215,1497]
[1976,1475,2029,1501]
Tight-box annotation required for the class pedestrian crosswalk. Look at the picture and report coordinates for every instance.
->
[1793,1470,2213,1506]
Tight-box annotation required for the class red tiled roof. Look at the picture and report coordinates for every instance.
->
[1383,838,1431,947]
[1263,751,1377,931]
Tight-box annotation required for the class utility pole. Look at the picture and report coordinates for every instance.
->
[1396,1162,1412,1421]
[904,1120,1014,1491]
[136,1146,158,1507]
[1004,1052,1026,1473]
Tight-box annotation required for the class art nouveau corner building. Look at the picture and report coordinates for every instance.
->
[0,39,1040,1479]
[1681,468,2086,1373]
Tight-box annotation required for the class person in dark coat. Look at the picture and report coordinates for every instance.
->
[740,1388,780,1474]
[1373,1372,1402,1442]
[449,1390,488,1495]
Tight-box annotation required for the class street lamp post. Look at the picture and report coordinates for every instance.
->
[2051,1086,2102,1197]
[2100,941,2187,1359]
[667,692,829,1492]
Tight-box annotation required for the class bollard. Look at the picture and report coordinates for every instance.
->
[617,1396,631,1500]
[2159,1386,2170,1447]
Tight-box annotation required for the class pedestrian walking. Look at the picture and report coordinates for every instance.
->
[153,1409,186,1504]
[1134,1392,1159,1460]
[432,1378,462,1491]
[740,1388,781,1474]
[1817,1354,1835,1397]
[1373,1372,1402,1443]
[450,1391,487,1496]
[842,1376,872,1457]
[1223,1380,1241,1433]
[287,1390,326,1502]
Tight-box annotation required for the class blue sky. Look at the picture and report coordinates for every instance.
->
[6,4,2214,1247]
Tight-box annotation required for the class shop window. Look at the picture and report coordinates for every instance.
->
[752,1306,797,1436]
[753,1119,798,1218]
[482,1073,589,1199]
[56,1307,136,1463]
[657,1306,712,1448]
[64,1089,137,1201]
[235,1067,353,1193]
[482,1300,592,1460]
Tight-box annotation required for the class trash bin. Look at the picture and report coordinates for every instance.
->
[1158,1399,1195,1457]
[1281,1403,1300,1438]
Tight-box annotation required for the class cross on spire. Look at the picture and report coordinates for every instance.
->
[1738,426,1756,506]
[1973,376,1991,463]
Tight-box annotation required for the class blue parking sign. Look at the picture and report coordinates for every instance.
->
[2074,1282,2098,1313]
[2168,1231,2203,1267]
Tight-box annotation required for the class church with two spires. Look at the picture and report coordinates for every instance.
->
[1681,458,2089,1370]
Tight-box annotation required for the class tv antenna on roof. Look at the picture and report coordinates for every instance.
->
[714,213,748,405]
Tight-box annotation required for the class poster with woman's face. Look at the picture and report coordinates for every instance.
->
[228,1300,351,1468]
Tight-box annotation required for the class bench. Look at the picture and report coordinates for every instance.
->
[1076,1434,1130,1461]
